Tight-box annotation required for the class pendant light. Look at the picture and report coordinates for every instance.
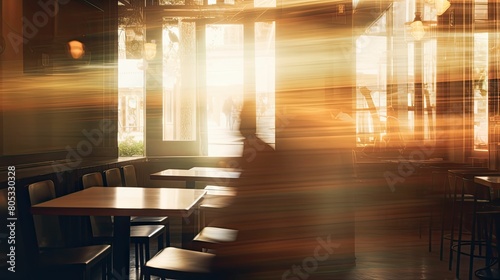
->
[410,12,426,41]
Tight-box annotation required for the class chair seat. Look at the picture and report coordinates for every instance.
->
[130,225,165,241]
[194,227,238,244]
[204,185,236,196]
[143,247,214,279]
[192,227,238,251]
[130,216,169,225]
[93,225,165,242]
[200,196,234,209]
[39,245,111,267]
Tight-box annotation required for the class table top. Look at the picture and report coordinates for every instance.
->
[189,167,242,173]
[31,187,206,217]
[380,158,445,164]
[474,176,500,189]
[150,168,241,182]
[448,168,493,175]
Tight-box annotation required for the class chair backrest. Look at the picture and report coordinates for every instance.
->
[82,172,104,189]
[122,165,138,187]
[104,168,123,187]
[27,180,65,248]
[81,173,113,237]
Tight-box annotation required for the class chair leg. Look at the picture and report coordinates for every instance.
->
[145,242,150,268]
[440,175,454,261]
[455,182,466,279]
[429,213,432,252]
[101,261,107,280]
[106,255,112,280]
[469,207,480,280]
[84,269,91,280]
[135,243,139,269]
[448,177,459,271]
[139,243,145,269]
[140,268,149,280]
[165,223,170,247]
[158,234,164,251]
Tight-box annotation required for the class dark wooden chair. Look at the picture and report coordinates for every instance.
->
[141,247,215,280]
[121,164,171,246]
[191,226,238,252]
[199,185,235,229]
[82,172,166,269]
[23,181,112,280]
[103,167,123,187]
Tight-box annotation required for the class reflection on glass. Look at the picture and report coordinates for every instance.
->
[474,33,488,150]
[206,24,244,156]
[356,33,386,148]
[255,22,276,147]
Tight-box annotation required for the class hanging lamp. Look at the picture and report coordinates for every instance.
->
[410,12,426,41]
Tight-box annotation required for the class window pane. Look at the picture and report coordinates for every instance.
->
[118,27,145,157]
[255,21,275,147]
[163,20,197,141]
[474,32,488,150]
[356,34,387,148]
[423,39,436,141]
[254,0,276,7]
[206,24,244,156]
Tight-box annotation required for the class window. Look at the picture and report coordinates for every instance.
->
[473,33,488,150]
[355,2,438,152]
[117,27,145,157]
[143,7,276,157]
[355,15,387,149]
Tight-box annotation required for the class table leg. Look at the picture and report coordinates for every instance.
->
[181,211,198,249]
[113,216,131,279]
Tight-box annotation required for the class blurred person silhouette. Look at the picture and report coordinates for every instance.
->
[211,100,299,280]
[212,101,349,280]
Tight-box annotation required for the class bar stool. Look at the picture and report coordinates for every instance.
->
[411,163,470,255]
[469,176,500,280]
[441,168,490,262]
[473,210,500,279]
[439,168,484,262]
[447,172,497,279]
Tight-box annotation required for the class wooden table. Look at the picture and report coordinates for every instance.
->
[31,187,206,279]
[474,176,500,189]
[150,168,241,188]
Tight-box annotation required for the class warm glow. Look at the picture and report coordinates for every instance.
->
[67,40,85,59]
[435,0,451,16]
[144,42,156,60]
[410,20,425,41]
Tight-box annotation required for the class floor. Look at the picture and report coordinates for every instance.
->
[122,217,494,280]
[116,169,497,280]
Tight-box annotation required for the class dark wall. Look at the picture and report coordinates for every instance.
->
[1,0,118,167]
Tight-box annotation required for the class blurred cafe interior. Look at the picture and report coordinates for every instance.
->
[3,0,500,279]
